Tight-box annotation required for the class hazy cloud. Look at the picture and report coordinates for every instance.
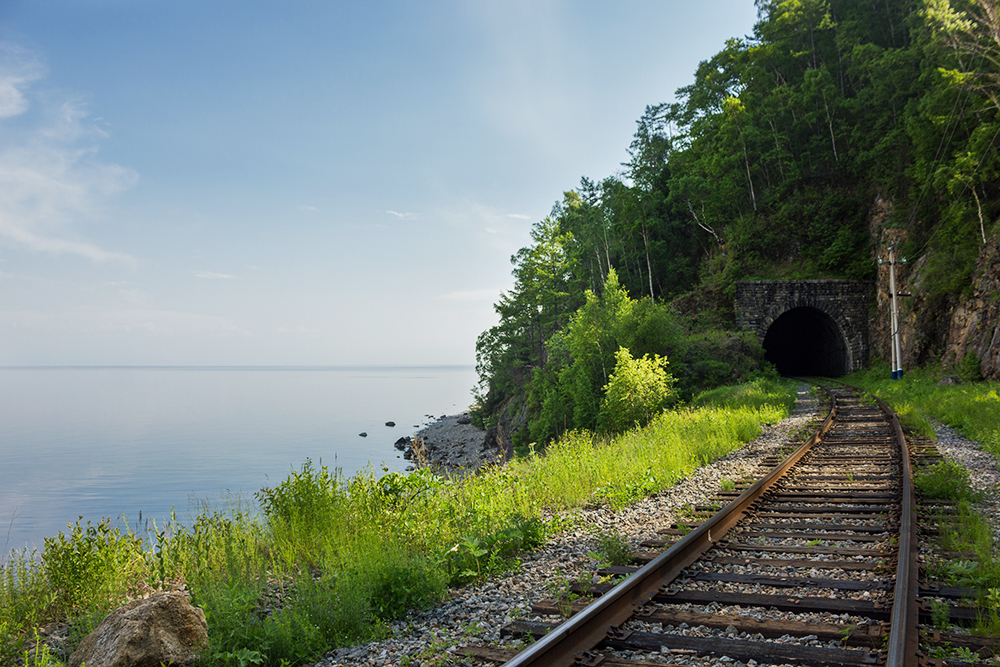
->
[192,271,238,280]
[98,309,245,335]
[297,205,317,212]
[386,210,416,219]
[506,213,531,220]
[0,42,137,264]
[0,44,43,119]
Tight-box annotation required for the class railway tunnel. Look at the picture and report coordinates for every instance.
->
[735,280,873,377]
[762,306,851,376]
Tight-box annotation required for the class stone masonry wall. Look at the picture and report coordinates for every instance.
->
[735,280,875,371]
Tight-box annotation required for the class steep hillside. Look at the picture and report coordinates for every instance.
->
[474,0,1000,451]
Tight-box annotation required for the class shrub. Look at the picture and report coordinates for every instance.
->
[958,352,983,382]
[365,555,446,620]
[915,461,979,501]
[597,347,675,433]
[591,531,633,566]
[41,517,148,616]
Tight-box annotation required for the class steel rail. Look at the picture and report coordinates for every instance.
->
[500,391,838,667]
[878,395,920,667]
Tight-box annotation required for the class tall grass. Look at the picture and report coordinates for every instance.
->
[0,379,796,667]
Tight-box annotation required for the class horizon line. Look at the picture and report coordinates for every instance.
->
[0,364,476,371]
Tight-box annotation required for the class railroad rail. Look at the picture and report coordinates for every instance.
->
[458,384,989,667]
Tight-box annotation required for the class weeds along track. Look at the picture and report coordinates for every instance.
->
[457,384,997,667]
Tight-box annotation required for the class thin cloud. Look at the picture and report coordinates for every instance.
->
[0,44,43,119]
[192,271,238,280]
[0,42,137,265]
[506,213,531,220]
[386,210,416,219]
[297,205,317,212]
[98,309,246,335]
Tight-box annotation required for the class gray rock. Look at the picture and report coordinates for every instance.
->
[69,592,207,667]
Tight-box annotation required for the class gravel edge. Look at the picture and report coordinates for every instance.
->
[315,393,1000,667]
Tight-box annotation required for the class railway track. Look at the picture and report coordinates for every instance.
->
[457,384,999,667]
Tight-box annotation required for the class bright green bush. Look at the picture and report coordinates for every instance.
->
[597,347,676,433]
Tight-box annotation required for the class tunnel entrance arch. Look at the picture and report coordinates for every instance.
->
[763,306,851,376]
[735,280,873,377]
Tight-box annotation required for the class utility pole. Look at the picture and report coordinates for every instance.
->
[879,245,906,380]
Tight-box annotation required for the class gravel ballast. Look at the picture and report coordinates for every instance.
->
[314,388,1000,667]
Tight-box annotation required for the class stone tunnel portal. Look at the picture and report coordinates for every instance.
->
[763,306,851,377]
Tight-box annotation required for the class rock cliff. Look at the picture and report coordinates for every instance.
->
[870,195,999,380]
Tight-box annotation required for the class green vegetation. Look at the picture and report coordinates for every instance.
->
[846,365,1000,635]
[590,530,633,567]
[474,0,1000,446]
[915,461,1000,636]
[845,362,1000,458]
[0,381,795,667]
[597,347,676,434]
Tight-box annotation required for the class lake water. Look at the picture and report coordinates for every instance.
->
[0,366,478,556]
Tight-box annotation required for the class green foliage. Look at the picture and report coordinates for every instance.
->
[591,531,633,566]
[41,517,148,616]
[19,632,61,667]
[365,555,446,621]
[597,347,675,433]
[692,377,797,413]
[958,352,983,382]
[915,460,979,501]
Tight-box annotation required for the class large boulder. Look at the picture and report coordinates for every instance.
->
[69,592,207,667]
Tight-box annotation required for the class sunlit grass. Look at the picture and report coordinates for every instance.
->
[846,361,1000,456]
[0,378,797,667]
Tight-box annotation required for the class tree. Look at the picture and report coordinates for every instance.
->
[925,0,1000,111]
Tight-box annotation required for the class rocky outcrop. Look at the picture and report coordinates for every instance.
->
[943,234,1000,379]
[869,194,999,379]
[482,396,530,461]
[68,592,207,667]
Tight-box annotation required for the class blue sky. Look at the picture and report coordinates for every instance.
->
[0,1,758,366]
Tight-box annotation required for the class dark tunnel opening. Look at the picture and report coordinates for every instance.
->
[763,306,850,377]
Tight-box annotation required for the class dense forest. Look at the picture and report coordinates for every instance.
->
[473,0,1000,451]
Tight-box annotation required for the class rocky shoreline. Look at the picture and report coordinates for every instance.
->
[395,411,503,477]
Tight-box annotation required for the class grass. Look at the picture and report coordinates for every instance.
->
[846,363,1000,637]
[0,378,797,667]
[845,361,1000,457]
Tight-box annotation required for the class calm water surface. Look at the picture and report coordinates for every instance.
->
[0,366,477,555]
